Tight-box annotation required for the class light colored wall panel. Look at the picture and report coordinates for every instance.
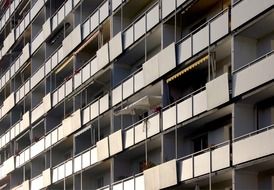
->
[147,114,160,138]
[194,152,210,177]
[96,137,109,161]
[112,85,122,106]
[144,165,160,190]
[124,128,134,148]
[158,43,176,76]
[146,4,159,31]
[135,122,146,143]
[109,32,122,61]
[143,54,159,86]
[123,77,134,99]
[193,25,209,55]
[97,43,109,70]
[62,25,82,57]
[162,0,175,19]
[193,90,207,115]
[212,144,230,171]
[100,93,109,114]
[159,160,177,189]
[124,26,134,49]
[134,70,144,92]
[179,158,193,181]
[109,130,123,156]
[42,18,51,40]
[233,54,274,97]
[177,97,192,123]
[134,16,146,40]
[231,0,273,30]
[82,150,91,168]
[206,73,229,110]
[210,10,229,43]
[42,168,51,188]
[163,106,176,130]
[177,37,192,64]
[135,175,145,190]
[233,128,274,165]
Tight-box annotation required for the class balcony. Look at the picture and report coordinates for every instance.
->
[11,180,30,190]
[112,69,145,106]
[112,174,144,190]
[31,94,51,124]
[31,30,44,54]
[51,0,73,31]
[178,142,230,181]
[82,93,110,125]
[82,0,109,39]
[122,2,160,49]
[231,0,274,30]
[52,146,98,183]
[233,124,274,165]
[177,8,230,64]
[124,113,160,148]
[233,51,274,97]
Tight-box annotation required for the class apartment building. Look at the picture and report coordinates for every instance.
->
[0,0,273,189]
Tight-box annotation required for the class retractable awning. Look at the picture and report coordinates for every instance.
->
[166,55,208,83]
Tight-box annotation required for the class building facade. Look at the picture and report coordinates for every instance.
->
[0,0,273,189]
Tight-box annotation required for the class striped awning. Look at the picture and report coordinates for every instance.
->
[166,55,208,83]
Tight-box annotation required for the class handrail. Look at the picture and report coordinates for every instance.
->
[112,67,142,90]
[162,86,206,111]
[51,0,70,21]
[122,1,159,33]
[82,0,109,25]
[74,144,96,157]
[177,7,229,45]
[30,173,42,182]
[232,0,243,7]
[52,156,73,170]
[233,50,274,73]
[97,185,110,190]
[45,122,62,136]
[123,111,159,131]
[31,99,43,112]
[82,91,109,112]
[177,140,230,161]
[233,123,274,142]
[0,110,29,140]
[112,172,143,186]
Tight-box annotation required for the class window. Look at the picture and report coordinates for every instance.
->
[193,134,208,152]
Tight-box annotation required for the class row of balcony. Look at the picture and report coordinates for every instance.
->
[0,0,46,59]
[15,109,81,168]
[0,111,29,150]
[0,0,24,32]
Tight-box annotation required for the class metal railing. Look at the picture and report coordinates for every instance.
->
[233,123,274,142]
[233,50,274,73]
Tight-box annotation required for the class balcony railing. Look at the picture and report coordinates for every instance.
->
[122,2,160,49]
[111,69,144,106]
[233,50,274,97]
[82,92,110,125]
[111,173,145,190]
[52,145,98,183]
[82,0,109,39]
[30,174,43,190]
[233,124,274,165]
[51,0,73,30]
[178,141,230,181]
[177,8,229,64]
[231,0,274,30]
[124,112,160,148]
